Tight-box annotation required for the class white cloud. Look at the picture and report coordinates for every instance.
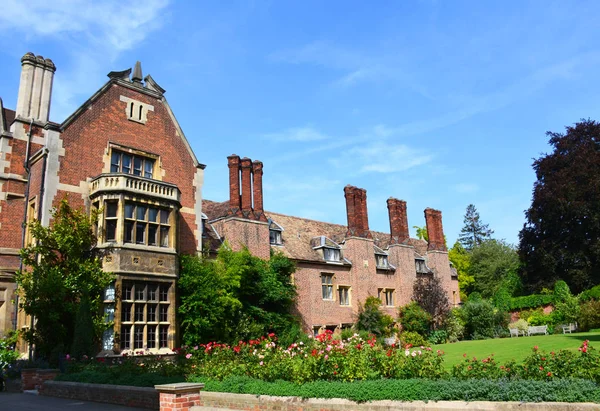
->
[0,0,170,120]
[263,126,330,142]
[333,142,434,174]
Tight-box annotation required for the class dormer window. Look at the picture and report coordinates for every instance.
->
[268,219,283,245]
[376,254,389,268]
[323,247,341,262]
[415,258,428,274]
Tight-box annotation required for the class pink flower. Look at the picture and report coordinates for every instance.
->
[324,354,329,360]
[259,361,264,366]
[65,354,70,360]
[193,346,199,350]
[186,353,192,359]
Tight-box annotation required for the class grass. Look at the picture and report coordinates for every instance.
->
[434,331,600,369]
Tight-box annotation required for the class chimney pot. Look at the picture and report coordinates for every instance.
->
[424,208,446,251]
[227,155,241,211]
[387,198,409,244]
[240,157,253,212]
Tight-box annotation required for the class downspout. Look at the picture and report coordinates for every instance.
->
[15,119,33,354]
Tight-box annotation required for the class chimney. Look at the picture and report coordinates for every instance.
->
[15,52,56,123]
[227,154,241,211]
[240,157,253,212]
[387,198,409,244]
[424,208,446,251]
[344,185,372,238]
[252,160,264,213]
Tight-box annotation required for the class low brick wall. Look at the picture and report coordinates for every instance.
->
[41,381,159,410]
[21,368,59,390]
[191,391,600,411]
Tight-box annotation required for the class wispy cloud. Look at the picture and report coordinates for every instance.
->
[262,126,330,142]
[453,183,479,194]
[333,142,434,174]
[0,0,170,120]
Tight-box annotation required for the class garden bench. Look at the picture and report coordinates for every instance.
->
[562,322,578,334]
[527,325,548,336]
[509,328,525,337]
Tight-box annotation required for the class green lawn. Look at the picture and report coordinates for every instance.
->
[433,331,600,369]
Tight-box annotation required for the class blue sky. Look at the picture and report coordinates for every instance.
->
[2,0,599,246]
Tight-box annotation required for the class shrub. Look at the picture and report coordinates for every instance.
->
[443,308,465,342]
[427,330,448,345]
[578,300,600,331]
[398,302,432,336]
[452,354,515,380]
[508,319,528,333]
[400,331,429,348]
[357,297,395,337]
[579,285,600,302]
[462,299,496,339]
[0,331,19,371]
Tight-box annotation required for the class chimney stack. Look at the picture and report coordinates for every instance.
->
[228,154,241,212]
[344,185,372,238]
[240,157,253,212]
[252,160,264,214]
[387,198,409,244]
[424,208,446,251]
[15,52,56,123]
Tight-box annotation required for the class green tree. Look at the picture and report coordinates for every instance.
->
[413,225,428,241]
[398,301,432,336]
[356,296,394,337]
[178,246,298,345]
[458,204,493,250]
[17,198,113,363]
[519,119,600,293]
[412,276,449,327]
[448,241,473,300]
[469,239,520,298]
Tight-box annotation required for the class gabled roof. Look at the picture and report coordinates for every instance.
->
[203,199,430,263]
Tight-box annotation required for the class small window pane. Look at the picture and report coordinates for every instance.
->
[133,157,143,176]
[148,208,158,222]
[159,325,168,348]
[144,160,153,178]
[134,325,144,349]
[148,285,157,301]
[159,285,169,301]
[159,305,169,322]
[148,225,158,246]
[120,325,131,349]
[104,304,115,322]
[106,202,118,217]
[111,152,121,173]
[147,326,156,348]
[160,226,169,247]
[121,303,132,322]
[123,284,133,300]
[136,206,147,221]
[136,223,146,244]
[135,284,145,301]
[160,209,169,224]
[106,220,117,242]
[147,304,157,322]
[122,154,132,173]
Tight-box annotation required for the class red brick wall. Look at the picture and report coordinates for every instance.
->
[211,218,270,260]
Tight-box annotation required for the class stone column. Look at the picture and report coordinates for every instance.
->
[155,383,205,411]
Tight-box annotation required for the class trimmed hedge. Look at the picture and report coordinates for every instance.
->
[195,375,600,403]
[509,294,554,311]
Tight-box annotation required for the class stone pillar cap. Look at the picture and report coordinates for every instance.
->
[154,382,205,394]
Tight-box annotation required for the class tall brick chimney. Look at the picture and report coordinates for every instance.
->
[252,160,265,219]
[15,52,56,123]
[387,198,409,244]
[227,154,241,212]
[424,208,446,251]
[344,185,372,238]
[240,157,253,212]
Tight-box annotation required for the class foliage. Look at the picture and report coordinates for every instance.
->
[458,204,494,251]
[0,331,19,371]
[427,330,448,345]
[178,247,298,345]
[509,294,554,311]
[519,119,600,293]
[356,297,394,337]
[552,281,580,325]
[71,293,96,360]
[452,354,515,380]
[580,285,600,302]
[412,276,449,327]
[398,302,431,336]
[16,198,113,363]
[443,308,465,343]
[578,300,600,332]
[469,239,520,298]
[413,225,428,241]
[400,331,429,347]
[508,319,529,333]
[197,375,600,403]
[461,299,507,340]
[448,241,473,300]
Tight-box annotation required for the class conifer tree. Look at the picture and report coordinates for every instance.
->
[458,204,493,250]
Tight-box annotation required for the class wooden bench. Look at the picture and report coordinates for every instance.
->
[562,323,578,334]
[527,325,548,336]
[509,328,525,337]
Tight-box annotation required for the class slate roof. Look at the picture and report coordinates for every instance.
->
[203,199,430,264]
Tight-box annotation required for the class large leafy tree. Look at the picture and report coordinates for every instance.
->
[458,204,493,250]
[519,119,600,293]
[469,239,520,298]
[178,246,298,345]
[17,198,113,362]
[448,241,473,300]
[412,275,450,327]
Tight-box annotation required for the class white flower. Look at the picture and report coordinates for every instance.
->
[405,349,410,356]
[411,351,417,357]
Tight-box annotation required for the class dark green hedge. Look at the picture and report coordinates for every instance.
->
[508,294,555,311]
[194,376,600,403]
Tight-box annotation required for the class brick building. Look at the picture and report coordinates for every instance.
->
[203,155,461,334]
[0,53,459,352]
[0,53,205,353]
